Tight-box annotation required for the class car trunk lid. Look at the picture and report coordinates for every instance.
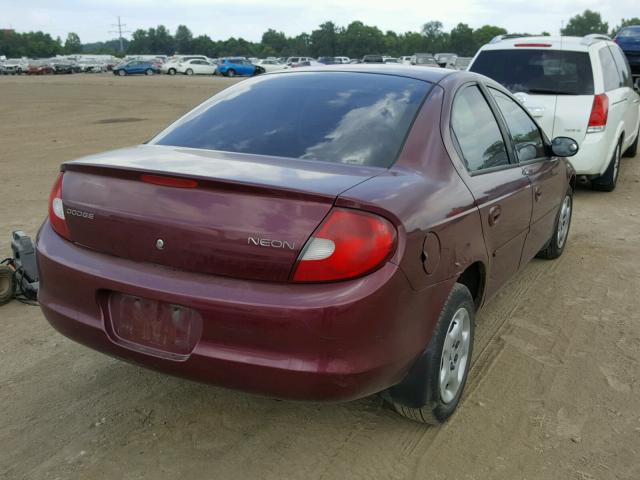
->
[60,145,382,282]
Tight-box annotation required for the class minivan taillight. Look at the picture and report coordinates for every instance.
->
[48,173,71,240]
[587,93,608,133]
[292,208,397,283]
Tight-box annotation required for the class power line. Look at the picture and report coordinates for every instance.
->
[109,16,131,52]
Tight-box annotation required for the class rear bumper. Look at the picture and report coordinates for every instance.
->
[37,221,452,402]
[569,131,611,176]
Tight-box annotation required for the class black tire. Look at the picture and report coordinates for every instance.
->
[168,68,176,75]
[0,265,14,305]
[117,69,126,77]
[625,126,639,157]
[537,188,573,259]
[226,69,236,77]
[185,68,194,76]
[145,68,154,76]
[592,141,622,192]
[390,283,475,424]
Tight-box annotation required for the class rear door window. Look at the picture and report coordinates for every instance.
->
[599,47,621,91]
[608,45,633,88]
[490,88,546,162]
[153,72,431,168]
[470,49,594,95]
[451,85,510,172]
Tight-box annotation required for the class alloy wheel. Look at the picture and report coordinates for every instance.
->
[556,194,572,249]
[439,307,471,404]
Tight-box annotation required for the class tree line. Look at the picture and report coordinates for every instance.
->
[1,10,639,60]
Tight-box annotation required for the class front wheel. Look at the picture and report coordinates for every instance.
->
[592,141,621,192]
[185,68,194,75]
[390,283,475,424]
[145,68,154,76]
[226,69,236,77]
[537,188,572,259]
[117,69,126,76]
[168,68,176,75]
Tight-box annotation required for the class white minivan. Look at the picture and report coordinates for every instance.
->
[469,34,640,191]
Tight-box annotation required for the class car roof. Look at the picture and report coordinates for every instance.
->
[265,64,455,83]
[479,35,615,52]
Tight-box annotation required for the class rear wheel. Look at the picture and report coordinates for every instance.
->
[226,69,236,77]
[537,188,572,259]
[592,141,622,192]
[0,265,14,305]
[625,126,639,157]
[185,68,194,76]
[390,283,475,424]
[168,68,176,75]
[145,68,154,76]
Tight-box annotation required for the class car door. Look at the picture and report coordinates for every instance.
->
[489,87,567,263]
[608,44,640,148]
[451,84,533,298]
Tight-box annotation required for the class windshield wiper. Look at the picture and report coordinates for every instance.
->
[526,88,578,95]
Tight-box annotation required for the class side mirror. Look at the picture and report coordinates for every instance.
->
[551,137,579,157]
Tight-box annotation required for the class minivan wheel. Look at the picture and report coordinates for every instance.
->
[592,141,622,192]
[537,188,573,259]
[625,126,639,157]
[389,283,475,424]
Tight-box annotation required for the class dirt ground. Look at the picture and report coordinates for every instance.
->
[0,74,639,480]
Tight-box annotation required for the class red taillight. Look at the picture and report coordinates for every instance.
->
[587,93,609,133]
[48,173,71,240]
[292,208,397,283]
[141,174,198,188]
[514,43,552,47]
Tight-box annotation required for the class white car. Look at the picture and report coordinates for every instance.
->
[255,59,285,73]
[285,56,314,65]
[162,56,209,75]
[469,34,640,191]
[334,56,350,64]
[399,56,413,65]
[177,59,216,75]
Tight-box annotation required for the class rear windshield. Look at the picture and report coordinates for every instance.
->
[618,27,640,39]
[152,72,431,167]
[470,49,594,95]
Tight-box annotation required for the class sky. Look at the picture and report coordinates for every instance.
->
[0,0,637,43]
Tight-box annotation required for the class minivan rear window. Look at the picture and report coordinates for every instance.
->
[152,72,431,167]
[470,49,594,95]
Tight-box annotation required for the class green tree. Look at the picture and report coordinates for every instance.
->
[338,21,385,58]
[449,23,475,56]
[261,29,288,55]
[174,25,193,53]
[421,20,446,52]
[64,32,82,54]
[561,10,608,36]
[610,17,640,36]
[472,25,507,48]
[310,21,338,56]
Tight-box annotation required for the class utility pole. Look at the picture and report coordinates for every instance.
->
[109,16,131,53]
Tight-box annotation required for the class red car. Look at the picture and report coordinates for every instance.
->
[37,66,577,423]
[26,61,53,75]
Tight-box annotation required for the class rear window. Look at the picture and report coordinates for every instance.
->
[152,72,431,167]
[470,49,594,95]
[617,27,640,39]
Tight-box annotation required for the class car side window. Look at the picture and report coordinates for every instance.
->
[489,88,546,162]
[608,45,633,88]
[451,85,510,173]
[599,47,621,91]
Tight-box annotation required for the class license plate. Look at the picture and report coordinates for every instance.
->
[108,292,203,358]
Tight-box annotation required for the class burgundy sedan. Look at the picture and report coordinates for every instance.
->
[37,66,577,423]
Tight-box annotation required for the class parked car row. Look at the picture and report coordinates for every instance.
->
[0,55,120,75]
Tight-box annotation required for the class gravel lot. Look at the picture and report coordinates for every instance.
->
[1,73,639,480]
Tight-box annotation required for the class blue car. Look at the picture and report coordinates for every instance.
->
[216,58,264,77]
[113,60,159,76]
[615,26,640,76]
